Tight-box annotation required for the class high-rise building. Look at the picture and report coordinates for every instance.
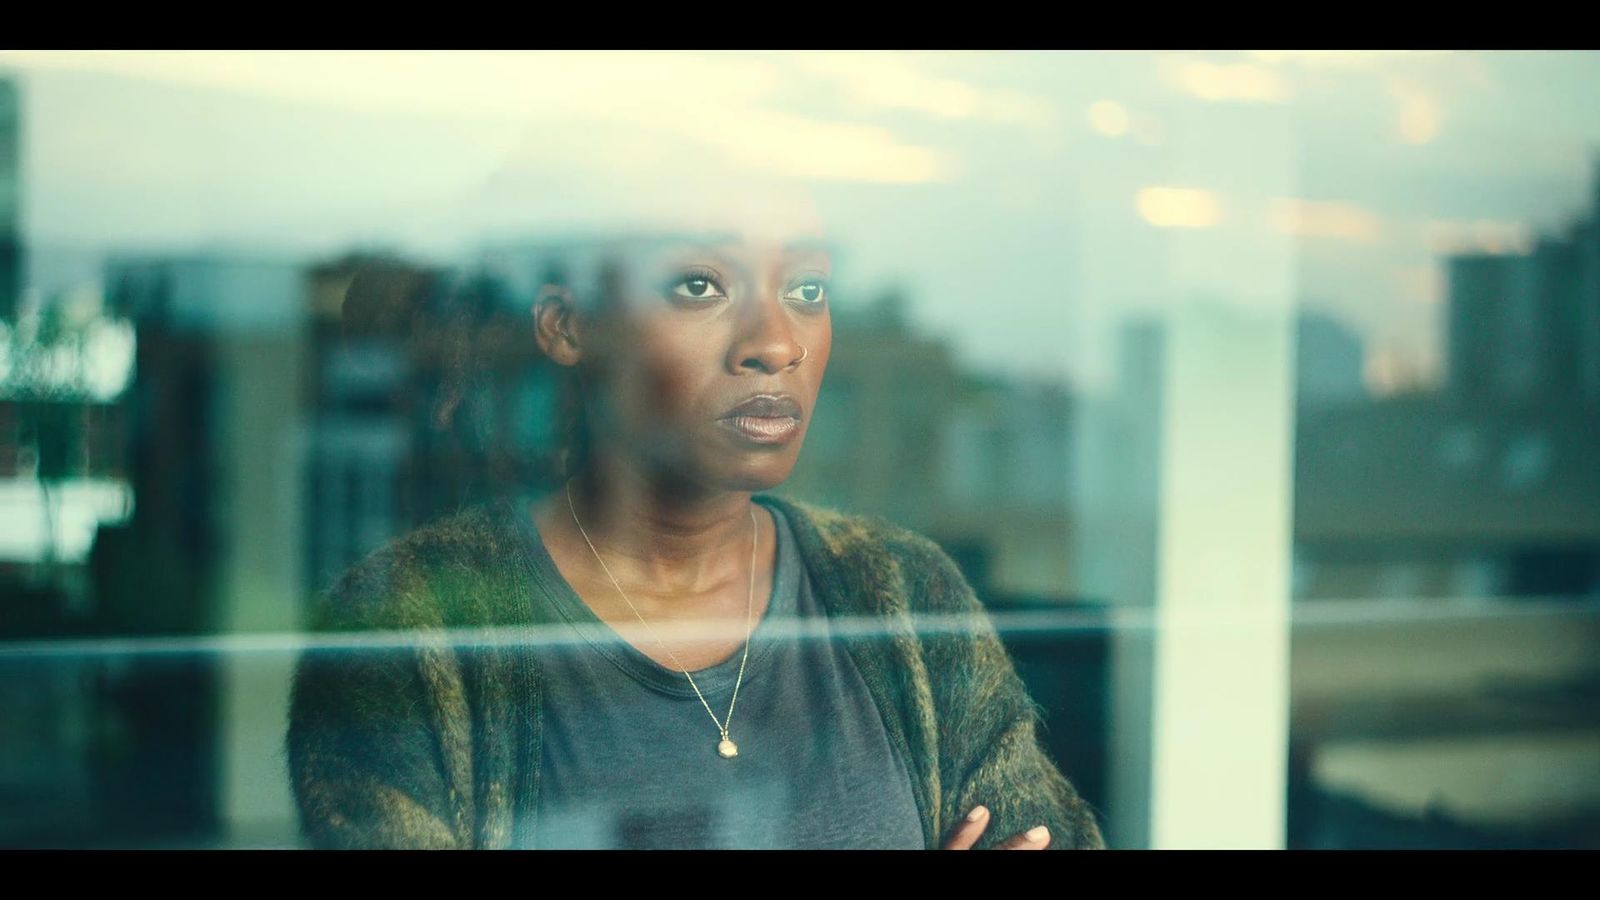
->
[92,253,310,843]
[1297,311,1367,408]
[1445,161,1600,404]
[1581,158,1600,400]
[0,77,21,321]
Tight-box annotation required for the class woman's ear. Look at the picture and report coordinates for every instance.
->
[533,285,582,365]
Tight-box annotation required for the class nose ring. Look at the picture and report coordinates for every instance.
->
[792,345,808,368]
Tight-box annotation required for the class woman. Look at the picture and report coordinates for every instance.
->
[285,207,1106,850]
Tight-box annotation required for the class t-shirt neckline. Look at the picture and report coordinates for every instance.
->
[500,491,798,699]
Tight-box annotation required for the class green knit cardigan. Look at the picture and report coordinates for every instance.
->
[284,492,1106,850]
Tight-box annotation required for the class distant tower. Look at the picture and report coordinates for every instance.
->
[0,77,20,321]
[1446,157,1600,404]
[1582,154,1600,400]
[1297,311,1367,407]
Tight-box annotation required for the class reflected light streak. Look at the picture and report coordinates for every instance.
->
[4,598,1597,662]
[0,478,135,563]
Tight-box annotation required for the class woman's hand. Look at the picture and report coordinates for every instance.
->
[942,805,1051,850]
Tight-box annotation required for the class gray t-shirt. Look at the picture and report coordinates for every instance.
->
[504,493,925,849]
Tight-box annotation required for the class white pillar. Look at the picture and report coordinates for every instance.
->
[1152,102,1297,849]
[1085,100,1299,849]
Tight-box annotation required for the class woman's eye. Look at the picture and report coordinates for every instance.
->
[785,281,828,305]
[668,273,726,301]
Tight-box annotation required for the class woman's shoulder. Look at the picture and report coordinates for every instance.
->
[306,500,516,632]
[757,493,972,609]
[761,492,945,555]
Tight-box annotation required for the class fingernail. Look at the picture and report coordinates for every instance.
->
[1027,826,1049,842]
[967,806,988,821]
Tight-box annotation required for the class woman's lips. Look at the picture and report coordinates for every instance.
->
[717,414,801,444]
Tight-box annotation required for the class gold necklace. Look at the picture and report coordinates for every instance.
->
[565,478,758,759]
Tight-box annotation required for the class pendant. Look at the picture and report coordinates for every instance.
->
[718,738,739,759]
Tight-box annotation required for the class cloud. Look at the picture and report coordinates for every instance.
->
[1158,56,1290,104]
[1269,199,1384,242]
[1385,77,1444,145]
[0,50,957,186]
[1136,186,1224,229]
[1249,50,1454,69]
[783,52,1059,128]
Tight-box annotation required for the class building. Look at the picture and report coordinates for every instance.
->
[89,253,311,844]
[0,77,20,322]
[1294,394,1600,600]
[303,252,559,597]
[1297,311,1367,408]
[1445,160,1600,405]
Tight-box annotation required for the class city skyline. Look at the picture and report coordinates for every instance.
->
[4,51,1600,392]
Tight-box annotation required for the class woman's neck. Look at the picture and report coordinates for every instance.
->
[538,458,768,602]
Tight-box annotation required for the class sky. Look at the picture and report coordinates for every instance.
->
[3,50,1599,393]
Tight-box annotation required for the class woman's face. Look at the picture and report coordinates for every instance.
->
[549,224,834,494]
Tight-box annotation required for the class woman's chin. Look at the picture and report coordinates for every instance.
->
[717,460,800,494]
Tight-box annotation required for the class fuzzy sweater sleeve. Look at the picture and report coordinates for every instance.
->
[285,551,470,850]
[910,539,1107,850]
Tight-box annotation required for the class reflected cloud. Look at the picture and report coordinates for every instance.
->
[1159,56,1290,103]
[786,52,1058,128]
[1423,218,1534,256]
[1269,198,1383,243]
[1387,77,1443,145]
[1132,113,1166,146]
[1250,50,1454,69]
[0,50,957,186]
[1392,264,1443,307]
[674,108,954,184]
[1086,100,1129,138]
[1135,186,1223,229]
[0,50,780,120]
[1363,345,1433,396]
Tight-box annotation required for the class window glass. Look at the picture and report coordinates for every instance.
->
[2,50,1597,849]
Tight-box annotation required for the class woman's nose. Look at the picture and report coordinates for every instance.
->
[733,292,803,374]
